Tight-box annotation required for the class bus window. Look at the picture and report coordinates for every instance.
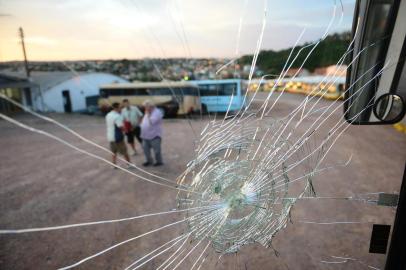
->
[222,83,237,96]
[147,88,171,95]
[199,84,223,96]
[133,89,148,95]
[199,83,238,96]
[181,88,199,96]
[147,88,198,96]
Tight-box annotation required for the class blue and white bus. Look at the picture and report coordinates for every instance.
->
[192,79,245,113]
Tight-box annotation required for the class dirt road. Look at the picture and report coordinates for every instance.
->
[0,92,405,269]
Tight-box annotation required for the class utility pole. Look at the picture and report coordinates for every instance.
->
[18,27,30,78]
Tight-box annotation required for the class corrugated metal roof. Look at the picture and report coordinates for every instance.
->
[0,73,35,89]
[30,72,81,91]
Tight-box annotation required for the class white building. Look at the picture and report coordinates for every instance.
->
[0,71,128,113]
[29,72,128,112]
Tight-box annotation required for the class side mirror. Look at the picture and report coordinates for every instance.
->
[344,0,406,125]
[373,93,406,123]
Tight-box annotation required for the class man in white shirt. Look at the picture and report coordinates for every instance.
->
[121,99,143,155]
[106,102,130,167]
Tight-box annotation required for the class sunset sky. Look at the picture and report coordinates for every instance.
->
[0,0,355,61]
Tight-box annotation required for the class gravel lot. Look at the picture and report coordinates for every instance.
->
[0,92,405,270]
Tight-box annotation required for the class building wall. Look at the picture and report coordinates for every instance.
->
[34,73,128,112]
[0,88,23,113]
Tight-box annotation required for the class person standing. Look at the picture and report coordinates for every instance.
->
[140,100,164,166]
[106,102,131,168]
[121,99,143,155]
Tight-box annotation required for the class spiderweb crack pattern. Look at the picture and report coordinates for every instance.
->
[177,115,324,254]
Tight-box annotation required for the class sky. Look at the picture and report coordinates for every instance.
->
[0,0,355,61]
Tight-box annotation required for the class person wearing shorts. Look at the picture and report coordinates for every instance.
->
[109,141,127,156]
[121,99,143,155]
[106,102,131,168]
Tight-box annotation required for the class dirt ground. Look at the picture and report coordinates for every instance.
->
[0,92,405,270]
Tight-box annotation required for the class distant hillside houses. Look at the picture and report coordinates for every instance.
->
[240,31,352,75]
[0,71,128,114]
[284,68,311,77]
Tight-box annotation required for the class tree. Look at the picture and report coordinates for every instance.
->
[239,31,351,74]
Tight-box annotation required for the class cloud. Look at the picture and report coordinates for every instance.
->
[0,0,356,60]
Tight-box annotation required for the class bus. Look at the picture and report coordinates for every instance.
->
[98,81,201,117]
[279,76,345,100]
[192,79,245,113]
[247,76,345,100]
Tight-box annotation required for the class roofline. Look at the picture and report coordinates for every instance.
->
[34,72,128,91]
[0,73,37,89]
